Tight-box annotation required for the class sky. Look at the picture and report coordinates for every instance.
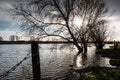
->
[0,0,20,40]
[0,0,120,41]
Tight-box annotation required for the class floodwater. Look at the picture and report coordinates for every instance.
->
[0,44,113,80]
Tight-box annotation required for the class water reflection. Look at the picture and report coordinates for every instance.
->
[0,44,113,80]
[0,44,32,80]
[76,44,113,69]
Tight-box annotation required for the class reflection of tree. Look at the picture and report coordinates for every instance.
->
[92,53,101,66]
[73,52,88,68]
[82,53,87,66]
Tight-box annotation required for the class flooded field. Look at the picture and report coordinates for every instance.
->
[0,44,113,80]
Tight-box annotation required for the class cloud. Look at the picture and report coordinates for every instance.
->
[0,1,15,22]
[0,0,21,32]
[104,0,120,16]
[0,0,120,41]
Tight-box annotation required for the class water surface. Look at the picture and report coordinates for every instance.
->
[0,44,113,80]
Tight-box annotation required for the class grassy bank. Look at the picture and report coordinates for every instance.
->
[110,59,120,67]
[96,44,120,66]
[96,48,120,59]
[75,66,120,80]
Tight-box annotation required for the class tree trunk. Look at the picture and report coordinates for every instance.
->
[95,43,104,50]
[66,21,83,53]
[83,43,87,54]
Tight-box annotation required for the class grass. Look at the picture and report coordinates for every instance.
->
[75,66,120,80]
[110,59,120,67]
[96,43,120,59]
[86,67,120,80]
[96,44,120,66]
[74,44,120,80]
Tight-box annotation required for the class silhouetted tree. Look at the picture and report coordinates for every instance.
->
[71,0,108,53]
[12,0,108,53]
[89,20,109,49]
[12,0,83,52]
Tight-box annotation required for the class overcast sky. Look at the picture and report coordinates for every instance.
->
[0,0,120,40]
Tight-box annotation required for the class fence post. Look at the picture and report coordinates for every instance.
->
[31,41,41,80]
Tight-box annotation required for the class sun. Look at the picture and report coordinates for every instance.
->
[74,17,82,27]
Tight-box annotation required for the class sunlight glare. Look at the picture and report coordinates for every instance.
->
[74,17,82,27]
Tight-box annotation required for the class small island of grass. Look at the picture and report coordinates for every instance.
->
[96,43,120,66]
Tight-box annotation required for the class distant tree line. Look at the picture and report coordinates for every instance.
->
[9,35,19,41]
[0,36,4,41]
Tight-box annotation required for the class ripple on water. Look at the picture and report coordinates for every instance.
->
[0,44,114,80]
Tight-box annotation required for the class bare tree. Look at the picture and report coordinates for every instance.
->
[70,0,108,53]
[89,20,109,49]
[12,0,108,53]
[12,0,84,53]
[10,0,110,69]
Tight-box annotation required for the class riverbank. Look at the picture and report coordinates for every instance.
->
[96,48,120,59]
[96,44,120,67]
[96,45,120,59]
[75,66,120,80]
